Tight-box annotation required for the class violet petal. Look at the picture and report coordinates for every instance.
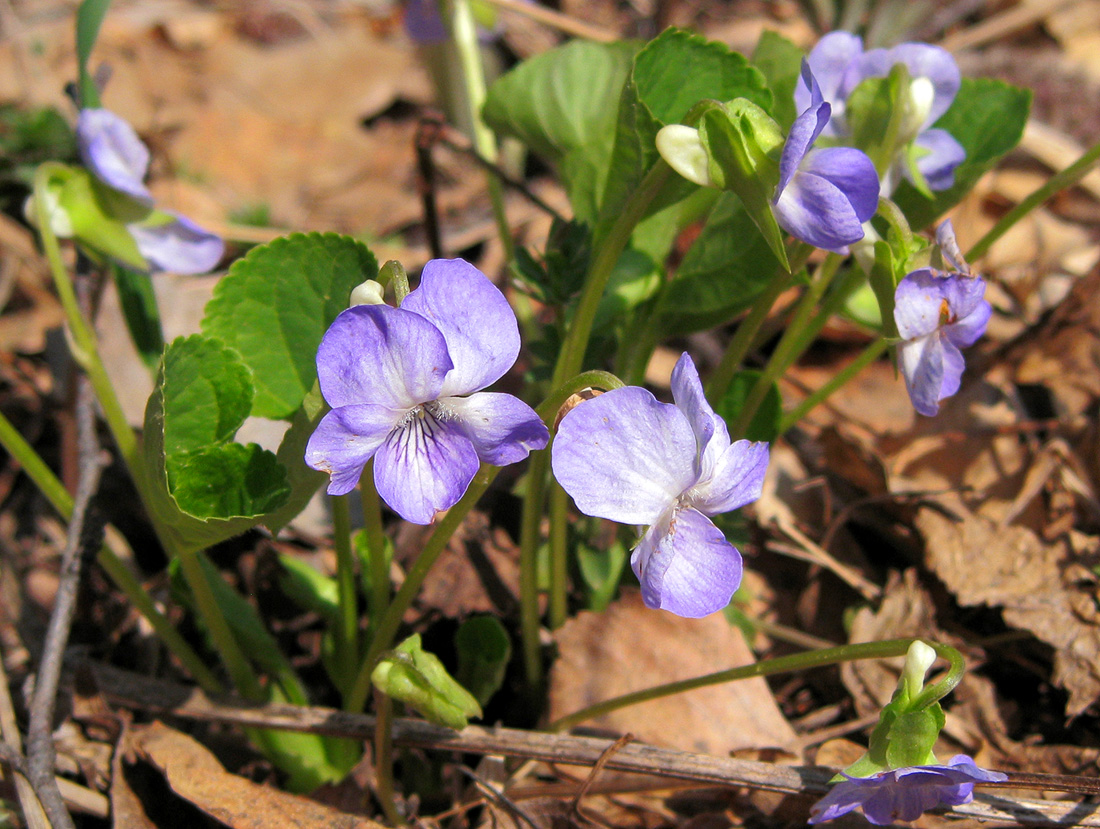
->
[305,404,403,495]
[401,258,521,398]
[443,391,549,466]
[128,212,224,274]
[76,108,153,205]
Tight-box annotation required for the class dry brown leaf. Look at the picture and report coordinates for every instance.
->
[549,591,797,755]
[130,721,381,828]
[111,720,157,829]
[918,500,1100,717]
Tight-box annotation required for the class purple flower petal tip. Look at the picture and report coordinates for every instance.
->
[894,266,990,416]
[307,259,540,524]
[76,108,153,205]
[552,352,769,618]
[810,756,1007,825]
[129,212,225,274]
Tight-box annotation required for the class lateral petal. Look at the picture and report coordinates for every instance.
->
[305,404,402,496]
[690,439,770,516]
[129,212,224,274]
[443,392,549,466]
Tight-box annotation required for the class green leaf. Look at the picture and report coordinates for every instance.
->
[598,29,772,239]
[894,78,1031,230]
[483,40,640,221]
[576,538,627,611]
[662,192,782,329]
[76,0,111,108]
[373,634,482,730]
[141,335,291,552]
[202,233,378,420]
[110,263,163,370]
[751,30,804,132]
[715,370,782,443]
[455,616,512,707]
[277,553,339,623]
[166,444,290,520]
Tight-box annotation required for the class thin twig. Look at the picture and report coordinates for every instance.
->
[89,662,1100,825]
[570,733,633,822]
[416,117,445,259]
[0,641,49,828]
[26,372,105,829]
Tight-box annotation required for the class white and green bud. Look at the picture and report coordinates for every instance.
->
[655,124,714,188]
[350,278,386,306]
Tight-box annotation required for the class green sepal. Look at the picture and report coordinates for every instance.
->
[48,165,149,271]
[697,101,789,270]
[455,616,512,708]
[372,634,482,730]
[845,65,908,178]
[884,702,944,768]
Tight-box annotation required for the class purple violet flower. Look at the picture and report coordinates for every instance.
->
[893,223,991,416]
[305,258,549,524]
[795,32,965,193]
[551,353,769,618]
[773,63,879,253]
[810,755,1007,825]
[76,108,223,274]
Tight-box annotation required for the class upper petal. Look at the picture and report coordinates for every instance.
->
[305,403,403,495]
[798,31,864,129]
[690,439,770,516]
[374,414,480,524]
[778,71,831,197]
[631,507,743,618]
[401,258,521,397]
[441,392,549,466]
[128,212,225,274]
[883,43,961,126]
[669,352,718,465]
[316,304,452,411]
[76,109,153,205]
[551,386,698,526]
[774,165,866,253]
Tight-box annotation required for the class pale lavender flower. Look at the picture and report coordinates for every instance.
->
[773,63,879,253]
[894,223,991,416]
[551,353,769,618]
[76,108,223,273]
[306,259,549,524]
[810,755,1007,825]
[795,32,965,192]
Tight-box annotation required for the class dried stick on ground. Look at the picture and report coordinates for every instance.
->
[25,373,105,829]
[89,663,1100,827]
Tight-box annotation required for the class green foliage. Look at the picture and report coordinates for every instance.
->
[751,30,803,131]
[110,264,164,370]
[576,538,628,612]
[483,40,641,222]
[202,233,378,420]
[373,634,482,730]
[75,0,111,107]
[455,616,512,707]
[141,335,291,552]
[715,370,782,443]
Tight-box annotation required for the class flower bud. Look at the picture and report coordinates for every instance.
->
[350,278,386,306]
[655,125,714,188]
[901,639,937,699]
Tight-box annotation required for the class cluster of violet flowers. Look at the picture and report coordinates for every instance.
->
[300,26,1002,826]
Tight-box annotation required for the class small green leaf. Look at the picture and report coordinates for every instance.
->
[110,263,163,370]
[166,444,290,520]
[373,634,482,730]
[751,30,804,131]
[76,0,111,108]
[52,166,148,270]
[576,538,627,611]
[161,335,252,455]
[662,192,782,328]
[202,233,378,420]
[894,78,1031,230]
[455,616,512,707]
[715,370,782,443]
[483,40,640,221]
[276,554,340,622]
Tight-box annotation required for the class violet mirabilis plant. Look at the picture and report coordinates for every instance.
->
[306,258,549,524]
[76,108,224,273]
[552,352,769,618]
[773,62,880,252]
[894,220,992,416]
[795,31,965,194]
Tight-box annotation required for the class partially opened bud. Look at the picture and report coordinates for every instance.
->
[350,278,386,306]
[655,124,714,188]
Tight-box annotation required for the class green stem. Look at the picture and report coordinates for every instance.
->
[33,164,138,474]
[911,641,965,710]
[968,136,1100,261]
[728,252,843,437]
[549,638,918,732]
[360,461,389,629]
[547,481,569,630]
[346,466,501,713]
[331,495,361,692]
[450,0,514,261]
[380,260,410,305]
[373,691,404,825]
[778,338,889,433]
[0,410,221,692]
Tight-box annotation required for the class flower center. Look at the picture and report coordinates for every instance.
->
[938,298,955,327]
